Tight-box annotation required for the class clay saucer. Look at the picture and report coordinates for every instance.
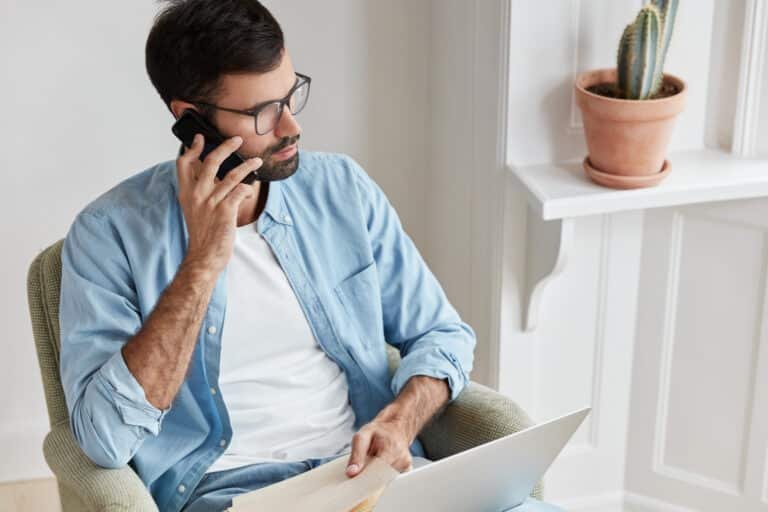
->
[583,156,671,189]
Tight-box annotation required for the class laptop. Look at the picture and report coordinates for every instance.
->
[373,407,590,512]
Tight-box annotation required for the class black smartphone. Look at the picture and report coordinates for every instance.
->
[171,108,258,184]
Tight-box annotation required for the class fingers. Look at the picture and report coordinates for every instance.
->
[209,157,263,204]
[347,430,373,477]
[176,133,204,191]
[369,435,412,473]
[347,424,414,478]
[196,135,244,195]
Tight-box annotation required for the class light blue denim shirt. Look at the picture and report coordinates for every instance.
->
[58,149,476,512]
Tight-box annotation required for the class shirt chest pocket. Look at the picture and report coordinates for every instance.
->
[333,261,385,349]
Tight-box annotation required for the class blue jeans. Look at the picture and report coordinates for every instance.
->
[181,454,563,511]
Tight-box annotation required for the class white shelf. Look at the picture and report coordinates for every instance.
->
[511,149,768,220]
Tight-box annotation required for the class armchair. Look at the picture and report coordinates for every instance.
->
[27,239,543,511]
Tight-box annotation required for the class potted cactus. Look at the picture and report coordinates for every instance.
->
[574,0,687,189]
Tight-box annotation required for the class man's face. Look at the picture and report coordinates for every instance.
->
[172,47,303,183]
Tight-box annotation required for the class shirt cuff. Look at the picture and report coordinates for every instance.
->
[94,348,170,436]
[390,346,468,402]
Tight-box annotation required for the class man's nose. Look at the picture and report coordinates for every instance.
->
[275,108,301,139]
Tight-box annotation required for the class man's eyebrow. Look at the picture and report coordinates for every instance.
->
[245,75,300,111]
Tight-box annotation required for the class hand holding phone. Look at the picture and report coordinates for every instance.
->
[172,108,260,184]
[175,129,264,274]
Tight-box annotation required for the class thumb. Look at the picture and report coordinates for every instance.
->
[346,431,372,477]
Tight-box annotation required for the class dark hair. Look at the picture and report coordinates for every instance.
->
[145,0,285,114]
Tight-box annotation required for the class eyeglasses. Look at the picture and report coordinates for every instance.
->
[190,72,311,135]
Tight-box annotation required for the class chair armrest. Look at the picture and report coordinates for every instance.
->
[418,381,535,457]
[43,422,158,512]
[417,381,543,500]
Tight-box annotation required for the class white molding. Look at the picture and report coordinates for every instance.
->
[732,0,768,157]
[651,209,766,497]
[587,214,611,449]
[652,210,685,486]
[486,0,513,390]
[561,214,611,454]
[568,0,584,132]
[651,211,741,495]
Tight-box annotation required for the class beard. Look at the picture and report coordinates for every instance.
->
[240,134,301,184]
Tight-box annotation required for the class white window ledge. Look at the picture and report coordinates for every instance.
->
[511,148,768,221]
[512,148,768,332]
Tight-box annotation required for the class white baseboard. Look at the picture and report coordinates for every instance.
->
[623,493,698,512]
[553,491,698,512]
[554,492,626,512]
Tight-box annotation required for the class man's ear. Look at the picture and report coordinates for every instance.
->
[169,99,198,120]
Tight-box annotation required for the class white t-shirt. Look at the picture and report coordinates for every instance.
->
[206,220,358,473]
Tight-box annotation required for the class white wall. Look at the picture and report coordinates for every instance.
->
[0,0,435,482]
[496,0,768,510]
[1,1,169,482]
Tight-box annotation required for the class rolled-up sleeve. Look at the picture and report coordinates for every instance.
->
[59,211,169,469]
[345,155,476,403]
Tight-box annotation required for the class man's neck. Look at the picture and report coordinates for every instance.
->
[236,180,270,227]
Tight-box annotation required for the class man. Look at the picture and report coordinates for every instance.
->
[59,1,475,510]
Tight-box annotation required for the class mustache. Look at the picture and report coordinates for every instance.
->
[269,134,301,155]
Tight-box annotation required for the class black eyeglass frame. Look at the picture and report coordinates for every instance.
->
[188,72,312,135]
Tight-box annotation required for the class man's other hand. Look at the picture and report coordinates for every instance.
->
[346,417,413,477]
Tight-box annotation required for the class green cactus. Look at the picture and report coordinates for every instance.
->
[651,0,679,92]
[616,0,679,100]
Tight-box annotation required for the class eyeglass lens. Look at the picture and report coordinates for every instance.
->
[256,80,310,135]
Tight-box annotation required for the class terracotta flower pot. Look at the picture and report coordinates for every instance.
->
[574,68,687,189]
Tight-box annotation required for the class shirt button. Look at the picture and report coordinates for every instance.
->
[283,214,292,224]
[178,484,186,493]
[210,387,217,395]
[219,439,227,447]
[207,325,217,334]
